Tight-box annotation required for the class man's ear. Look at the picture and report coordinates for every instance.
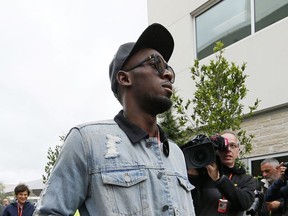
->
[116,70,132,87]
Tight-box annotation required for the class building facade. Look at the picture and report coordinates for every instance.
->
[147,0,288,176]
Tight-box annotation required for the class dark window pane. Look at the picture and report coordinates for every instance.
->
[255,0,288,32]
[196,0,251,60]
[251,155,288,177]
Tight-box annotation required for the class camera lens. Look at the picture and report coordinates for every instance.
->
[181,134,218,169]
[191,148,209,166]
[183,142,216,169]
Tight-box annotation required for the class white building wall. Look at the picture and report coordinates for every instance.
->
[147,0,288,160]
[147,0,288,113]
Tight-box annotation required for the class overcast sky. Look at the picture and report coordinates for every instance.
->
[0,0,148,184]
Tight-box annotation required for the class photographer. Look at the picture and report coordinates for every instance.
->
[249,158,284,216]
[185,131,256,216]
[265,162,288,216]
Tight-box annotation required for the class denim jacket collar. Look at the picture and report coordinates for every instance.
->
[114,110,168,145]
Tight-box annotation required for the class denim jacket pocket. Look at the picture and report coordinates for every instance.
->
[100,169,150,215]
[177,175,194,192]
[101,169,147,187]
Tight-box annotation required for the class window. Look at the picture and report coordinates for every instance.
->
[195,0,288,60]
[195,0,251,60]
[255,0,288,31]
[248,154,288,177]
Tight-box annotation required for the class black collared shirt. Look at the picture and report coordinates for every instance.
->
[114,110,170,156]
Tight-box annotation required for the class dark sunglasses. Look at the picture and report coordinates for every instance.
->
[125,54,175,83]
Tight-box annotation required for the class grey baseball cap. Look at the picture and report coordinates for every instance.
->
[109,23,174,97]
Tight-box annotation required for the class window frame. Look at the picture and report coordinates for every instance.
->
[192,0,288,60]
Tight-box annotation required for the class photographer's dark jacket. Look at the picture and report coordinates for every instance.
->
[190,165,256,216]
[255,179,285,216]
[265,179,288,216]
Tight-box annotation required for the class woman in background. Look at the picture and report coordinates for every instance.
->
[2,184,35,216]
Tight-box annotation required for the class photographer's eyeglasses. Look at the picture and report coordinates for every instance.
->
[227,143,239,149]
[125,54,175,83]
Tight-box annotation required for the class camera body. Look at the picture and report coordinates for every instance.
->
[181,134,228,169]
[246,187,264,216]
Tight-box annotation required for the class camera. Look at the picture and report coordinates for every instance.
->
[246,189,264,216]
[181,134,228,169]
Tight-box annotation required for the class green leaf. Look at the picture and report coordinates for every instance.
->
[159,41,260,164]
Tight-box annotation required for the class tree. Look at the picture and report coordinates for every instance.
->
[42,136,65,184]
[0,182,6,202]
[160,41,260,156]
[158,92,194,145]
[42,136,81,215]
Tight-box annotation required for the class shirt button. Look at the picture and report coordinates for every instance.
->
[162,205,169,211]
[146,142,152,148]
[157,172,163,179]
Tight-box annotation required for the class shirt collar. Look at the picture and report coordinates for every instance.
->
[114,110,168,144]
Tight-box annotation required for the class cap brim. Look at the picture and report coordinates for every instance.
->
[126,23,174,64]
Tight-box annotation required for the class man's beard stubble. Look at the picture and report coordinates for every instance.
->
[143,94,173,116]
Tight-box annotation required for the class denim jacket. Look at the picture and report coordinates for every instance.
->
[34,111,195,216]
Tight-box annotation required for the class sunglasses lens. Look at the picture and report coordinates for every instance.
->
[152,55,175,83]
[167,66,175,83]
[155,56,165,74]
[167,66,173,73]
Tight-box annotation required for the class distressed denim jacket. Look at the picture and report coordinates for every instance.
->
[34,111,195,216]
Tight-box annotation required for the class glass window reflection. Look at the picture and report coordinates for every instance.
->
[196,0,251,60]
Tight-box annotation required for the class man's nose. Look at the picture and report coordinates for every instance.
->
[162,68,175,83]
[225,145,231,152]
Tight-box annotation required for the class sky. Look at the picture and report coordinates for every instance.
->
[0,0,148,184]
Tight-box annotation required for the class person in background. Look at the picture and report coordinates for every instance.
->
[188,131,256,216]
[250,158,284,216]
[265,162,288,216]
[2,198,10,207]
[2,184,35,216]
[33,23,195,215]
[0,198,10,214]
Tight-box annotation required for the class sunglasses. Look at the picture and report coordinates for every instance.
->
[125,54,175,83]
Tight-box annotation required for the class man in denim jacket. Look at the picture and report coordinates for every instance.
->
[33,23,195,216]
